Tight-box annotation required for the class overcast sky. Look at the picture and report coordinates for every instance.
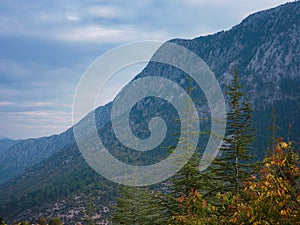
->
[0,0,292,139]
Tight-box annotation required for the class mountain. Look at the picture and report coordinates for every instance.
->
[171,1,300,150]
[174,4,300,107]
[0,1,299,223]
[0,136,9,139]
[0,128,74,184]
[0,138,19,156]
[0,143,116,224]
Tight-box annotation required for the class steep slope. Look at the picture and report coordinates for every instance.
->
[0,1,300,223]
[172,1,300,107]
[0,144,116,224]
[0,104,111,184]
[0,128,74,184]
[177,1,300,148]
[0,138,19,156]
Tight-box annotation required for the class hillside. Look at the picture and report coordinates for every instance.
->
[176,1,300,151]
[0,144,115,223]
[0,1,299,223]
[0,104,112,184]
[0,138,19,156]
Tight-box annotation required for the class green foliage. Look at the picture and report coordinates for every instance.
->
[0,145,116,222]
[48,217,63,225]
[11,222,30,225]
[267,109,280,154]
[241,141,300,224]
[0,217,6,225]
[36,217,47,225]
[167,151,213,218]
[171,139,300,225]
[209,67,255,196]
[215,140,300,224]
[166,76,213,218]
[169,189,218,225]
[113,185,168,225]
[253,99,300,160]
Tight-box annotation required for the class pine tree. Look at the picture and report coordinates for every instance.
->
[210,67,255,196]
[164,76,213,218]
[112,185,168,225]
[166,154,213,221]
[112,185,138,225]
[170,81,206,190]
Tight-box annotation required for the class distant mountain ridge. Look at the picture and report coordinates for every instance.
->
[0,128,74,184]
[0,1,299,223]
[0,136,10,140]
[0,103,112,184]
[0,138,19,156]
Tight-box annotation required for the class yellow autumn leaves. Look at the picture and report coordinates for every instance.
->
[170,139,300,225]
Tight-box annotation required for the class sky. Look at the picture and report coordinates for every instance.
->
[0,0,292,139]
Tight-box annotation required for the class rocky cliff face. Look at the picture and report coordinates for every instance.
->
[172,1,300,107]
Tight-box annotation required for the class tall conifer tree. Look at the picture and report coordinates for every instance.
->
[210,67,255,196]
